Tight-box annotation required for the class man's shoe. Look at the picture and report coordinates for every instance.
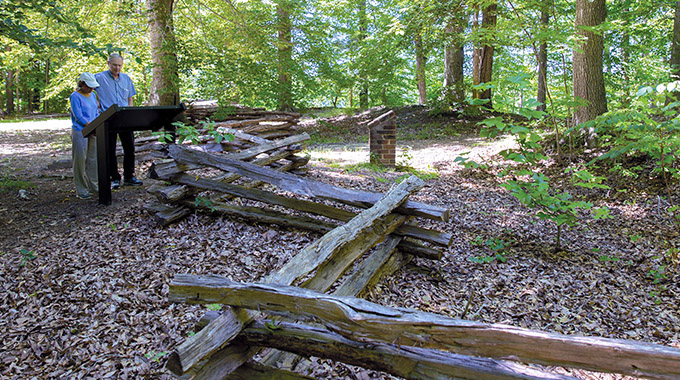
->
[77,193,92,200]
[123,176,143,186]
[111,180,121,190]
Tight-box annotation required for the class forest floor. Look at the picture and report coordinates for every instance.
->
[0,107,679,379]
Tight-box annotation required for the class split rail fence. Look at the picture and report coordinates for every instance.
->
[149,103,680,380]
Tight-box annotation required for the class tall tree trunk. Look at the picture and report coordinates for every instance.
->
[620,6,631,107]
[43,18,49,114]
[671,2,680,100]
[44,59,50,114]
[5,70,14,114]
[358,0,369,109]
[473,2,496,109]
[572,0,607,127]
[443,10,465,104]
[5,46,14,114]
[536,4,549,112]
[472,9,481,92]
[277,0,293,111]
[414,32,427,105]
[147,0,180,106]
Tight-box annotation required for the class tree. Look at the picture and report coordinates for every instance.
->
[147,0,180,106]
[276,0,294,111]
[672,1,680,84]
[572,0,607,127]
[358,0,369,109]
[414,32,427,105]
[442,4,466,104]
[472,1,497,109]
[536,0,550,112]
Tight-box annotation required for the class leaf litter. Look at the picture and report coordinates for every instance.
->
[0,119,679,380]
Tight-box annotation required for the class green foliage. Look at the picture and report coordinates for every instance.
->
[195,196,216,212]
[144,351,168,363]
[469,235,514,264]
[459,76,611,250]
[585,81,680,220]
[19,249,36,267]
[0,174,35,193]
[2,0,676,118]
[157,120,234,145]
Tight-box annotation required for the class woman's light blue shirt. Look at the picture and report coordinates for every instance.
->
[69,91,100,132]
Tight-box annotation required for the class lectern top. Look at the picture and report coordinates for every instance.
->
[82,104,186,137]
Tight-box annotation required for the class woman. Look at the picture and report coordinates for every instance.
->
[69,72,100,199]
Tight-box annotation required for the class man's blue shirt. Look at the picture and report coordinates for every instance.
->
[95,70,137,111]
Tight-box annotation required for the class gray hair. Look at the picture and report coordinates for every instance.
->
[108,53,124,63]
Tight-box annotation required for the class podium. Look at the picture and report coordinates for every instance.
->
[82,104,186,205]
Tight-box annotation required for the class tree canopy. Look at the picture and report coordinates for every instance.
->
[0,0,676,116]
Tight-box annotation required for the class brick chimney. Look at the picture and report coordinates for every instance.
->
[368,110,396,167]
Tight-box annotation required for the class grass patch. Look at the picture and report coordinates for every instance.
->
[0,174,35,192]
[344,161,389,174]
[398,122,462,141]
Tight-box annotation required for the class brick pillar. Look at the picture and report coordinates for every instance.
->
[368,110,396,167]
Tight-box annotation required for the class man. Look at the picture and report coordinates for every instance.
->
[95,53,142,189]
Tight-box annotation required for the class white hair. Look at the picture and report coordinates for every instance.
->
[108,53,124,63]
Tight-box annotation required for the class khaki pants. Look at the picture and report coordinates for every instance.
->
[71,129,98,197]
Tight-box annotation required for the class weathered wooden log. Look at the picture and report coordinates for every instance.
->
[331,235,405,298]
[149,144,302,181]
[217,128,270,145]
[173,173,448,247]
[143,201,192,226]
[147,146,307,227]
[172,174,355,221]
[168,144,449,222]
[214,116,297,129]
[186,199,336,233]
[255,130,294,140]
[185,196,439,260]
[259,235,408,371]
[194,238,405,332]
[167,177,423,379]
[267,176,422,287]
[166,307,251,375]
[222,133,309,161]
[148,184,190,203]
[300,212,408,292]
[144,200,175,214]
[240,320,579,380]
[226,362,314,380]
[397,239,442,260]
[169,276,680,380]
[396,223,452,246]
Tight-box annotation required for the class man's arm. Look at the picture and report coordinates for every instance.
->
[128,97,133,106]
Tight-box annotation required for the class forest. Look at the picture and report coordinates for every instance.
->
[0,0,675,115]
[1,0,680,379]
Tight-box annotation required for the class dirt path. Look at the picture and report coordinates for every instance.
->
[0,118,678,379]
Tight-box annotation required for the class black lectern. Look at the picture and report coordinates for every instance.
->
[82,104,186,205]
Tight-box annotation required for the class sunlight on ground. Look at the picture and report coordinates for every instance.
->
[306,135,517,171]
[0,119,70,132]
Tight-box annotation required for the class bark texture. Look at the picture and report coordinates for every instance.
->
[147,0,180,106]
[277,1,293,111]
[358,0,369,109]
[473,3,497,109]
[415,32,427,105]
[536,3,549,112]
[443,12,465,104]
[572,0,607,126]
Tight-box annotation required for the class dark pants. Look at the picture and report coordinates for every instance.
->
[108,130,135,181]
